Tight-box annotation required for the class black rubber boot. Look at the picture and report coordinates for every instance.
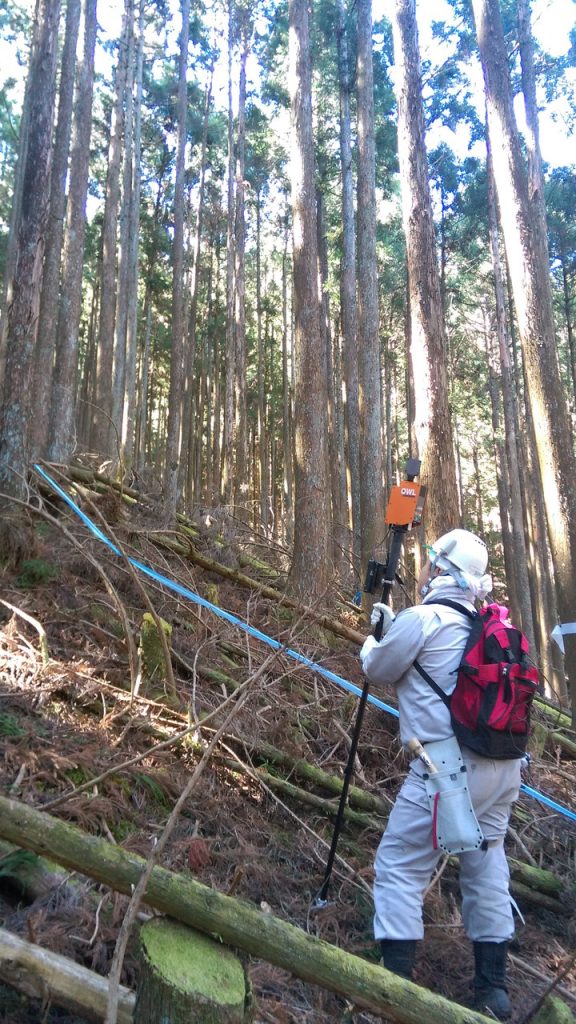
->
[380,939,417,979]
[472,941,512,1020]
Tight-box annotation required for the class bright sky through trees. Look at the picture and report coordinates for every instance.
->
[374,0,576,167]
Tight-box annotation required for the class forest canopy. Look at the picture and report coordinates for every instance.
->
[0,0,576,715]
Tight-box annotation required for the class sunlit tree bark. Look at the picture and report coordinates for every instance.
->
[336,0,360,566]
[390,0,460,542]
[46,0,98,463]
[472,0,576,720]
[91,0,129,455]
[233,13,249,517]
[287,0,331,598]
[121,0,144,473]
[0,0,61,503]
[357,0,385,572]
[164,0,190,513]
[32,0,80,457]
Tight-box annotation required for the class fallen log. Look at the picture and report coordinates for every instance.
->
[0,795,497,1024]
[230,735,391,816]
[548,730,576,758]
[0,926,135,1023]
[216,756,384,831]
[508,858,564,897]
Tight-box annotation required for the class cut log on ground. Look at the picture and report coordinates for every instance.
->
[0,926,135,1023]
[135,917,252,1023]
[0,795,501,1024]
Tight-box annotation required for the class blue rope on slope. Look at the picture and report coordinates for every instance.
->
[34,465,576,826]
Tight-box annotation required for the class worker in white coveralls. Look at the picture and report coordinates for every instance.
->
[359,529,520,1021]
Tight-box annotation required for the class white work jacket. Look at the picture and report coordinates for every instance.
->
[361,577,477,747]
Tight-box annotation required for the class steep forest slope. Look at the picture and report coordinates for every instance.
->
[0,470,575,1024]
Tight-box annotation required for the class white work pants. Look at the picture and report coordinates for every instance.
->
[373,751,521,943]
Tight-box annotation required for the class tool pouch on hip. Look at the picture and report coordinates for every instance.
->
[421,738,485,855]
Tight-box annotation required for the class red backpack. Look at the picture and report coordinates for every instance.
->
[414,600,540,759]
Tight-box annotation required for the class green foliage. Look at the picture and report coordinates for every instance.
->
[0,711,25,738]
[14,558,58,588]
[0,848,38,879]
[134,771,169,805]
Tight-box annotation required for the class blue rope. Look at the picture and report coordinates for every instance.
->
[34,465,576,825]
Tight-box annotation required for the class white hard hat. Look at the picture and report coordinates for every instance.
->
[430,529,488,579]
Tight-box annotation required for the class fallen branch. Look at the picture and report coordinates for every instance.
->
[0,599,49,666]
[0,926,135,1024]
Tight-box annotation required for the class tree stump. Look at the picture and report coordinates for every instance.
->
[134,917,253,1023]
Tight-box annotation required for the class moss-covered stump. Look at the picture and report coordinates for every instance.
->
[139,612,172,685]
[531,995,576,1024]
[135,917,252,1023]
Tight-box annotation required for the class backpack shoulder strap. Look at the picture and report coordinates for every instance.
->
[413,658,451,707]
[413,600,478,708]
[423,598,477,621]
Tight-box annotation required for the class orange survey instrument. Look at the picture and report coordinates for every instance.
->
[385,480,426,526]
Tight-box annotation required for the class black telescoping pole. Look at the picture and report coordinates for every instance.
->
[312,523,407,908]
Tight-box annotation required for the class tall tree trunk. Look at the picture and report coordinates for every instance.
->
[505,259,565,700]
[121,0,144,473]
[31,0,81,458]
[0,0,36,396]
[222,0,235,504]
[486,143,536,650]
[356,0,385,573]
[517,0,548,255]
[484,322,517,613]
[46,0,98,464]
[256,193,269,535]
[183,67,214,507]
[390,0,460,542]
[336,0,361,567]
[111,3,136,461]
[91,0,130,456]
[281,223,293,547]
[0,0,61,503]
[472,0,576,719]
[559,255,576,407]
[163,0,190,513]
[135,289,152,473]
[317,185,344,567]
[287,0,331,599]
[233,21,249,518]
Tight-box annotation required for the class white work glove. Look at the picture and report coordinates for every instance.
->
[370,602,395,636]
[360,634,379,667]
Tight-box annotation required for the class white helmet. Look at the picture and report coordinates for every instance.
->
[430,529,488,579]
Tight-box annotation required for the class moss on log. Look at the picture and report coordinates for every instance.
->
[0,926,135,1023]
[548,731,576,758]
[0,795,498,1024]
[217,757,383,830]
[508,858,564,896]
[231,736,390,816]
[135,918,252,1023]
